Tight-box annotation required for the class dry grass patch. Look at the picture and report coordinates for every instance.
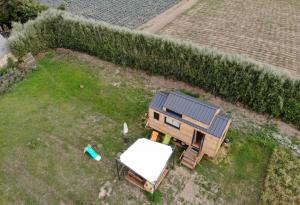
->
[262,148,300,205]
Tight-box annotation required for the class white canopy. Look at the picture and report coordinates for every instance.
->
[120,138,172,184]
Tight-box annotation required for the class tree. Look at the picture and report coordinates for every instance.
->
[0,0,48,28]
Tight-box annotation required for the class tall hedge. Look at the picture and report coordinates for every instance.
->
[8,9,300,129]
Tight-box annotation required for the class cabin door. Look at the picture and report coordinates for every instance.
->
[192,131,205,151]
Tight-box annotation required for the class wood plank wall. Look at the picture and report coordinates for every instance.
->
[148,108,230,157]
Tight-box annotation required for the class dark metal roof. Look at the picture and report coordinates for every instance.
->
[149,91,231,138]
[163,92,219,125]
[207,113,230,137]
[150,91,169,111]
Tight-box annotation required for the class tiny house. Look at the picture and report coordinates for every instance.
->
[147,91,231,169]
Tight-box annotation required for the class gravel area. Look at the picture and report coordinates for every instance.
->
[39,0,179,29]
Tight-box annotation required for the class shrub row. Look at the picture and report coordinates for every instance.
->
[0,62,36,95]
[8,9,300,128]
[262,148,300,205]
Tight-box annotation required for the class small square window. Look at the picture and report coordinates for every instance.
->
[154,112,160,120]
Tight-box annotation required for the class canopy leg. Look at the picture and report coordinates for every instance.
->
[171,146,175,169]
[116,159,120,180]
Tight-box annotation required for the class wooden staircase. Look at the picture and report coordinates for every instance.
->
[180,147,204,170]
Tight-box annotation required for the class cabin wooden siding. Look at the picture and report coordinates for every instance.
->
[214,120,231,155]
[203,120,231,157]
[148,108,231,157]
[148,108,194,145]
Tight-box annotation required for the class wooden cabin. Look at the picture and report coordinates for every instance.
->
[147,91,231,169]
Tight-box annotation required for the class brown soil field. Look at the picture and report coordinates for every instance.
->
[158,0,300,77]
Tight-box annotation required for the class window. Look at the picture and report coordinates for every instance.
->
[154,112,160,120]
[165,117,180,129]
[166,108,182,118]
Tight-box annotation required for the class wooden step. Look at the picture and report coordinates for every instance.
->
[186,148,198,156]
[186,148,197,155]
[181,158,195,169]
[190,147,199,154]
[182,156,196,165]
[183,148,198,159]
[181,147,205,170]
[184,151,196,160]
[181,155,197,169]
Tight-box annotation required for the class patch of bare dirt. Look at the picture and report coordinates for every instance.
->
[137,0,199,33]
[106,181,149,205]
[98,181,112,199]
[160,166,223,205]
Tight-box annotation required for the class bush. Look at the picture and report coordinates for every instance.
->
[0,0,48,28]
[57,2,66,11]
[8,9,300,128]
[262,148,300,205]
[0,57,17,76]
[6,57,16,69]
[0,65,8,76]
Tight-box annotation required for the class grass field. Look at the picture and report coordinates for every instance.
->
[0,51,152,204]
[197,129,275,204]
[0,51,278,204]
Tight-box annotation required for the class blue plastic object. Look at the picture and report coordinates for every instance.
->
[84,145,101,161]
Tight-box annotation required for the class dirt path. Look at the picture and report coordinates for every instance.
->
[56,49,300,140]
[160,166,223,205]
[137,0,199,33]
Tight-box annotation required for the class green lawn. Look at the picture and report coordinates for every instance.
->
[0,52,152,204]
[197,129,275,204]
[0,51,276,205]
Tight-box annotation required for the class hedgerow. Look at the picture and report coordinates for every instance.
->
[262,148,300,205]
[8,9,300,128]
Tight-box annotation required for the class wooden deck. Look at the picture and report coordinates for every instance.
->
[125,170,147,191]
[124,167,169,193]
[155,167,169,189]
